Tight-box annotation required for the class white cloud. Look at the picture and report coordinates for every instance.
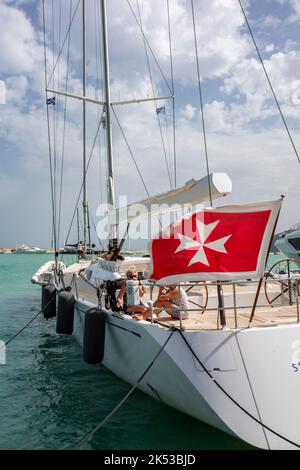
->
[260,15,282,28]
[289,0,300,20]
[0,2,37,74]
[211,49,300,131]
[0,80,6,104]
[0,0,300,247]
[6,75,28,104]
[284,39,298,51]
[181,104,196,120]
[265,43,275,53]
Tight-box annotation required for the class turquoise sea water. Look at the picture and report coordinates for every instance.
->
[0,253,265,450]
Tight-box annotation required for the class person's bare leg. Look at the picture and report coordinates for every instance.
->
[129,306,150,320]
[152,300,174,318]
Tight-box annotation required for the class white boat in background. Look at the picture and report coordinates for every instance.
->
[275,225,300,260]
[31,260,67,285]
[15,244,47,254]
[32,0,300,450]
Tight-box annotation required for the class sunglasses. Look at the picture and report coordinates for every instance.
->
[128,274,137,279]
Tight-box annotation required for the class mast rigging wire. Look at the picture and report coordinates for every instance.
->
[51,0,58,245]
[238,0,300,165]
[63,111,105,249]
[94,0,104,207]
[55,0,63,248]
[167,0,177,188]
[42,0,57,256]
[47,0,81,88]
[90,212,104,250]
[191,0,213,207]
[136,0,173,190]
[97,0,108,202]
[126,0,172,95]
[52,0,63,250]
[58,0,73,248]
[111,106,150,198]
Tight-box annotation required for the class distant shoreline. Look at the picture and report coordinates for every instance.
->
[0,248,148,254]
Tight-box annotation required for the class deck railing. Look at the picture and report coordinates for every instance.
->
[143,276,300,330]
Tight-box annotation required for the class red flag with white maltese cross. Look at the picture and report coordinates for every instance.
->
[150,199,281,283]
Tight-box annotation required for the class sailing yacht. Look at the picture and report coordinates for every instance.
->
[33,0,300,449]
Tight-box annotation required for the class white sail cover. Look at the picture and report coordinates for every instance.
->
[108,173,232,226]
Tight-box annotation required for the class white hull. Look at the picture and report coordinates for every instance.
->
[15,250,47,254]
[31,260,67,285]
[275,232,300,260]
[31,256,151,286]
[73,298,300,450]
[15,244,47,254]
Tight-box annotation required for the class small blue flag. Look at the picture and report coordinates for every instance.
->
[47,97,56,106]
[156,106,166,115]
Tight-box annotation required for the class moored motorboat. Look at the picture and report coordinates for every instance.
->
[15,244,47,254]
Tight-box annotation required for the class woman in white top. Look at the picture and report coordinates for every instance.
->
[153,285,189,319]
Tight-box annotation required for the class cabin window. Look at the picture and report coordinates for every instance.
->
[288,238,300,250]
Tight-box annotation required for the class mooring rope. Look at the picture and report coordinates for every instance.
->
[74,329,175,449]
[0,296,56,350]
[178,329,300,449]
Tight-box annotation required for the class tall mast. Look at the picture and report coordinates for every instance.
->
[82,0,88,249]
[87,203,91,253]
[100,0,115,218]
[77,207,80,243]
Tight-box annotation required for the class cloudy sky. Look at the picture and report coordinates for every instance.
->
[0,0,300,248]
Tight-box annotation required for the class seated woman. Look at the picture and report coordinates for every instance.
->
[116,267,148,316]
[152,285,189,320]
[133,284,190,321]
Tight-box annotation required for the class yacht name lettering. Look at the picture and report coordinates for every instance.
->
[292,362,300,372]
